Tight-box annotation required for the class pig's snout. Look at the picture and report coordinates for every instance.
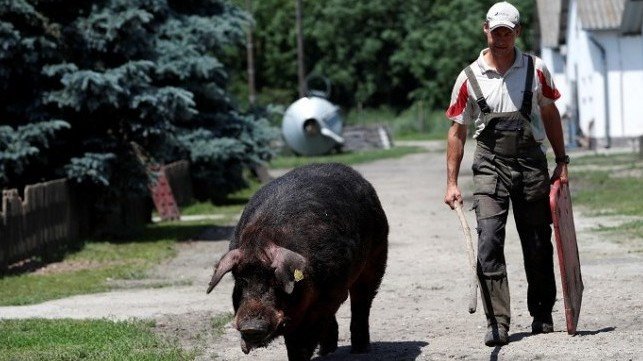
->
[240,319,269,340]
[239,319,271,353]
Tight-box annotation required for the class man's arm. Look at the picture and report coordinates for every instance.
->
[445,121,468,209]
[541,102,568,181]
[541,103,565,157]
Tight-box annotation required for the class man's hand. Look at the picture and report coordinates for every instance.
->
[551,163,568,184]
[444,184,463,210]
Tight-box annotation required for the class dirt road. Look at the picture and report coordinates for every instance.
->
[1,141,642,360]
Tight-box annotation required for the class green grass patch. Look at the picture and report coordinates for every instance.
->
[211,312,235,337]
[174,177,262,216]
[0,318,194,361]
[573,172,643,217]
[395,131,446,141]
[344,105,449,141]
[570,152,641,167]
[180,178,263,219]
[180,201,227,216]
[269,145,425,169]
[0,239,177,306]
[1,266,129,306]
[571,151,643,242]
[573,172,643,243]
[180,201,245,223]
[0,219,220,306]
[613,220,643,241]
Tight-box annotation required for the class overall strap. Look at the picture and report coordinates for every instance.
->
[464,66,491,114]
[520,55,534,118]
[466,55,535,118]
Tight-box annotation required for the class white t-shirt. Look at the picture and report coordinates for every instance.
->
[446,47,561,143]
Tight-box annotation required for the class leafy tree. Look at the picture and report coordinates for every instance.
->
[390,0,491,111]
[1,0,279,217]
[227,0,535,112]
[0,121,70,185]
[225,0,300,107]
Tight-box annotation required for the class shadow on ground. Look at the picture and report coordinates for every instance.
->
[310,340,429,361]
[192,225,235,241]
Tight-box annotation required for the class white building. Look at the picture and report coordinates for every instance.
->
[536,0,643,149]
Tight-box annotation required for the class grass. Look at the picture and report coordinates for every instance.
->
[568,152,640,167]
[573,172,643,216]
[0,220,237,360]
[211,313,235,337]
[344,105,449,141]
[0,239,178,306]
[0,217,220,306]
[180,178,263,219]
[0,318,194,361]
[571,151,643,242]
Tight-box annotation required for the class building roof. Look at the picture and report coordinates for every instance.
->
[538,0,642,48]
[577,0,625,30]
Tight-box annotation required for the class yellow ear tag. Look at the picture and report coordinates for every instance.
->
[294,269,304,282]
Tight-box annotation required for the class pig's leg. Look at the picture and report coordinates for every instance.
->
[318,315,339,355]
[284,325,320,361]
[349,244,387,353]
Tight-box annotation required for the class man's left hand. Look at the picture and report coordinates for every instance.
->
[551,163,568,184]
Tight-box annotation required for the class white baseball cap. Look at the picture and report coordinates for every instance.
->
[486,1,520,30]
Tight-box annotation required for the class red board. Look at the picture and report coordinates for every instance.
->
[549,179,583,335]
[149,166,180,221]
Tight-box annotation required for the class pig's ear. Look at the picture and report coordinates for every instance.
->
[269,245,307,295]
[207,249,241,294]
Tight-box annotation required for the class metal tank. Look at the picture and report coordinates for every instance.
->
[281,77,344,156]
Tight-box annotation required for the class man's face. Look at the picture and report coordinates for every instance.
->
[484,24,520,57]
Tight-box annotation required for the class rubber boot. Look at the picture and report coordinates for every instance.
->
[479,273,511,346]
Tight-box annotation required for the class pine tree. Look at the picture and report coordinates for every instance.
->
[1,0,278,212]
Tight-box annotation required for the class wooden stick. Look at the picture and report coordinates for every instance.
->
[454,202,478,313]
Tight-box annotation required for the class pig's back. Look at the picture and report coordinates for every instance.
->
[233,163,388,287]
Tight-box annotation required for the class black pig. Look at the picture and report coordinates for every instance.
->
[206,163,388,361]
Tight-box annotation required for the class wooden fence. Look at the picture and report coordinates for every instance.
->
[0,161,193,274]
[0,179,77,272]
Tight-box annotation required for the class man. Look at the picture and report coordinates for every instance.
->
[443,1,569,347]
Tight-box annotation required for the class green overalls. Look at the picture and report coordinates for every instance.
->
[465,55,556,331]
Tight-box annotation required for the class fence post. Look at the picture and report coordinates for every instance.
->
[0,191,6,273]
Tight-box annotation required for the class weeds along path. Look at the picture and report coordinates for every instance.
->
[1,141,642,361]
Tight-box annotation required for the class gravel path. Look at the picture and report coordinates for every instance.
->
[1,141,641,361]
